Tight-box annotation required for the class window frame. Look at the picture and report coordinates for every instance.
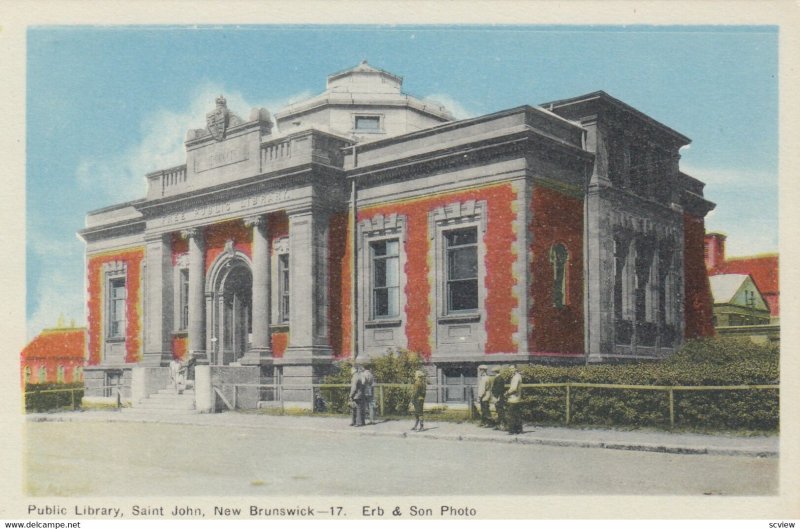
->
[550,243,570,309]
[178,268,190,331]
[444,226,480,315]
[278,252,290,324]
[370,238,401,320]
[352,113,384,134]
[106,273,127,340]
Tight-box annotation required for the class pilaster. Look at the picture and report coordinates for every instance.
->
[142,234,173,366]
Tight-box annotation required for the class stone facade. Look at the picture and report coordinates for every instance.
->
[78,62,715,407]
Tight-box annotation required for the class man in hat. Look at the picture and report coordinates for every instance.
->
[505,364,524,434]
[490,366,507,431]
[349,365,366,427]
[477,365,493,427]
[363,365,375,424]
[411,370,427,431]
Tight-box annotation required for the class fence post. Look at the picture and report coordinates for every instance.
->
[379,385,385,417]
[566,384,571,425]
[233,385,238,410]
[71,389,76,410]
[668,389,675,429]
[311,386,316,413]
[467,386,474,420]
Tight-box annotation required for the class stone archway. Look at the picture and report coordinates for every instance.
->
[207,253,253,366]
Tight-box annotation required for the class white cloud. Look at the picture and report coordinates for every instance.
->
[27,268,85,340]
[423,93,476,120]
[75,83,312,203]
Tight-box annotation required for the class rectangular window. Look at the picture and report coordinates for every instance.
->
[108,277,126,338]
[355,115,380,131]
[371,239,400,318]
[445,227,479,313]
[278,254,290,323]
[179,269,189,330]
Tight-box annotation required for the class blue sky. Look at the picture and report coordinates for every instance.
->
[26,25,779,338]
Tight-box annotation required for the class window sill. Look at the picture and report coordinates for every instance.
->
[365,319,402,328]
[438,313,481,324]
[270,324,290,332]
[105,337,126,343]
[171,330,188,337]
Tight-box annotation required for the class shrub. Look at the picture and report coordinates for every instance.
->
[321,348,424,415]
[516,337,779,431]
[24,383,84,413]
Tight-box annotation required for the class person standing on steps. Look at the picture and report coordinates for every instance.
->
[411,370,427,431]
[505,364,524,434]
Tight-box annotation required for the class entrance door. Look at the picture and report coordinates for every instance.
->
[217,265,252,365]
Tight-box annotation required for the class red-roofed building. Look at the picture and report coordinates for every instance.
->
[704,233,779,320]
[21,326,87,386]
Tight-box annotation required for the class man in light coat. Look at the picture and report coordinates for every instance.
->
[505,365,524,434]
[477,365,493,427]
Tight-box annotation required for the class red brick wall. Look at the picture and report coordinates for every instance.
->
[344,182,520,357]
[205,219,253,273]
[86,248,145,365]
[684,214,716,338]
[21,328,86,385]
[529,186,584,355]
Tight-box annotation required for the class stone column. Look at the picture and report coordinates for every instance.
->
[142,234,173,366]
[242,214,271,365]
[182,227,206,362]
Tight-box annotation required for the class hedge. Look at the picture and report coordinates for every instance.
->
[321,348,423,415]
[24,383,84,413]
[516,337,779,431]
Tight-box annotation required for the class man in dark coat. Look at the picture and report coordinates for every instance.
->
[490,367,507,431]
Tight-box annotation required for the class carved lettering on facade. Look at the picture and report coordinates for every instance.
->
[159,189,292,227]
[194,144,250,173]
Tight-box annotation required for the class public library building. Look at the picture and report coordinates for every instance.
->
[79,62,715,409]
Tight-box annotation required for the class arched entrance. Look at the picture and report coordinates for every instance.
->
[208,255,253,365]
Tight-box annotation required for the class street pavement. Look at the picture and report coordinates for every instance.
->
[27,409,778,458]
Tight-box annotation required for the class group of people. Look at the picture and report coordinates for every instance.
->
[477,364,524,434]
[348,366,428,431]
[347,363,523,435]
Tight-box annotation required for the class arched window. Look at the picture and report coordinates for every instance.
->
[24,366,31,385]
[57,365,65,384]
[73,366,83,382]
[550,243,569,308]
[38,366,47,383]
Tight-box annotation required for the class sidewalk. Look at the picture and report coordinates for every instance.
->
[27,409,778,458]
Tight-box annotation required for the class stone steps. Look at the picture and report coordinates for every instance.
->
[134,389,196,412]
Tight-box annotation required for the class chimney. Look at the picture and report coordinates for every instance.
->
[704,232,726,270]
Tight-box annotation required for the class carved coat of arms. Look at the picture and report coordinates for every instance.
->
[206,95,229,141]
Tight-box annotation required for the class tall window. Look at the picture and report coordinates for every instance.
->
[550,243,569,308]
[371,239,400,319]
[445,227,479,313]
[38,366,47,383]
[278,254,290,323]
[179,269,190,330]
[57,365,65,384]
[24,366,31,384]
[108,276,126,338]
[73,366,83,382]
